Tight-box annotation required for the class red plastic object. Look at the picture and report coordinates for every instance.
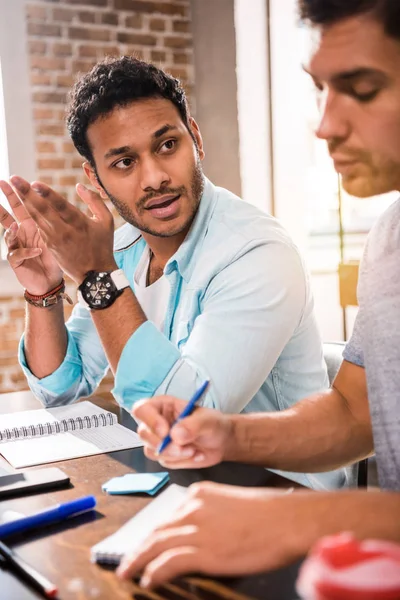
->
[296,532,400,600]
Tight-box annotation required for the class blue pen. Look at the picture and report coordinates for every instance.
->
[0,495,96,539]
[157,379,210,455]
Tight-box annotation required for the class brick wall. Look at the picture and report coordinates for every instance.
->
[0,0,194,395]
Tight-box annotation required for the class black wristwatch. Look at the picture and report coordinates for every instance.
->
[77,269,130,310]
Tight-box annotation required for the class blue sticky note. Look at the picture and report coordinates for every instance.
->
[102,472,170,496]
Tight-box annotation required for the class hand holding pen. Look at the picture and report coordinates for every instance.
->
[132,380,237,469]
[157,379,210,455]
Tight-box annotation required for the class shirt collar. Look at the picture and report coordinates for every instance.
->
[164,177,217,282]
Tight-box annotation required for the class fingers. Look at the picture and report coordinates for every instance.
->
[8,246,42,269]
[117,525,200,582]
[76,183,113,225]
[4,223,19,251]
[0,206,15,231]
[133,398,173,439]
[10,176,81,229]
[0,180,30,224]
[139,547,203,589]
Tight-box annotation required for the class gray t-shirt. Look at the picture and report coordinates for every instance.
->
[343,198,400,490]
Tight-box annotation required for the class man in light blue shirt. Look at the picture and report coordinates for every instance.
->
[0,56,345,489]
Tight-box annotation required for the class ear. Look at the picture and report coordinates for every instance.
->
[82,162,108,199]
[188,118,205,160]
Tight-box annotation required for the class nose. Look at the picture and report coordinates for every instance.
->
[139,155,170,192]
[315,90,350,143]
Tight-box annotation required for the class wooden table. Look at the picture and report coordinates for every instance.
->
[0,391,302,600]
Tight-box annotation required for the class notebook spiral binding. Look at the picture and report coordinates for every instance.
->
[92,551,121,565]
[0,412,117,443]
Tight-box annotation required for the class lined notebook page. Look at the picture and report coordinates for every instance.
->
[0,402,143,468]
[91,484,187,564]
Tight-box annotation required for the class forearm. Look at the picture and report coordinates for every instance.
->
[225,387,373,471]
[283,490,400,559]
[24,303,68,378]
[91,288,147,374]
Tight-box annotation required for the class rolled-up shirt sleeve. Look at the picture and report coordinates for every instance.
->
[114,240,308,412]
[19,303,110,407]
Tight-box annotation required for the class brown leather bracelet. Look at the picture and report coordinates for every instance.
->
[24,279,73,308]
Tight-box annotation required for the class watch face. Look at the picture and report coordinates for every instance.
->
[80,272,118,309]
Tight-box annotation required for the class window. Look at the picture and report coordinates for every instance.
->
[269,0,398,340]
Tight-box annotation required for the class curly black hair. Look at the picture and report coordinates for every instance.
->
[66,56,191,165]
[299,0,400,39]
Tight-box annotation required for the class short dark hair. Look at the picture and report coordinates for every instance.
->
[66,56,191,165]
[298,0,400,40]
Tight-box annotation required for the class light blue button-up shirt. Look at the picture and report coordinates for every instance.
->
[20,179,352,489]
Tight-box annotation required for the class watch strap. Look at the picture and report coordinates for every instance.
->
[110,269,130,291]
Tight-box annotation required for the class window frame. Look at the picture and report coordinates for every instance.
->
[0,0,35,293]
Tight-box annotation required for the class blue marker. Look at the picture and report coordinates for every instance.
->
[0,495,96,539]
[157,379,210,455]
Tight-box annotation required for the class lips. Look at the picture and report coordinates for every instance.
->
[145,194,181,210]
[144,194,182,220]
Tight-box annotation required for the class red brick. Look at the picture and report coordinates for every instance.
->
[37,124,65,136]
[59,176,78,186]
[117,32,156,45]
[167,66,189,80]
[10,371,29,386]
[149,18,165,31]
[38,158,66,170]
[33,91,67,104]
[164,35,191,49]
[79,11,96,23]
[9,308,25,320]
[0,353,21,365]
[151,50,166,62]
[69,27,110,41]
[26,5,48,20]
[125,14,143,28]
[29,40,47,55]
[65,0,107,5]
[33,108,55,120]
[72,59,97,73]
[101,45,120,57]
[57,74,76,88]
[72,157,85,169]
[113,1,186,16]
[37,141,57,153]
[31,73,53,86]
[38,176,55,185]
[78,44,98,58]
[53,42,73,57]
[28,23,62,37]
[173,20,190,33]
[101,12,119,26]
[173,51,189,64]
[125,48,144,59]
[30,56,66,71]
[63,142,76,154]
[52,8,74,22]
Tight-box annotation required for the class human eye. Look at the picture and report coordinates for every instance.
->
[159,139,177,153]
[113,157,135,170]
[351,88,380,103]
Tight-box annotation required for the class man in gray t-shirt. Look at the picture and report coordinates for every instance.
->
[116,0,400,589]
[344,199,400,490]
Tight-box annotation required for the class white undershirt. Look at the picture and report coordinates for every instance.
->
[133,248,170,332]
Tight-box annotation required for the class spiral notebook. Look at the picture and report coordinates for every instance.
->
[91,483,187,565]
[0,401,143,468]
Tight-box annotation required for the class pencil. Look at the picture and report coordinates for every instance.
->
[0,540,58,598]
